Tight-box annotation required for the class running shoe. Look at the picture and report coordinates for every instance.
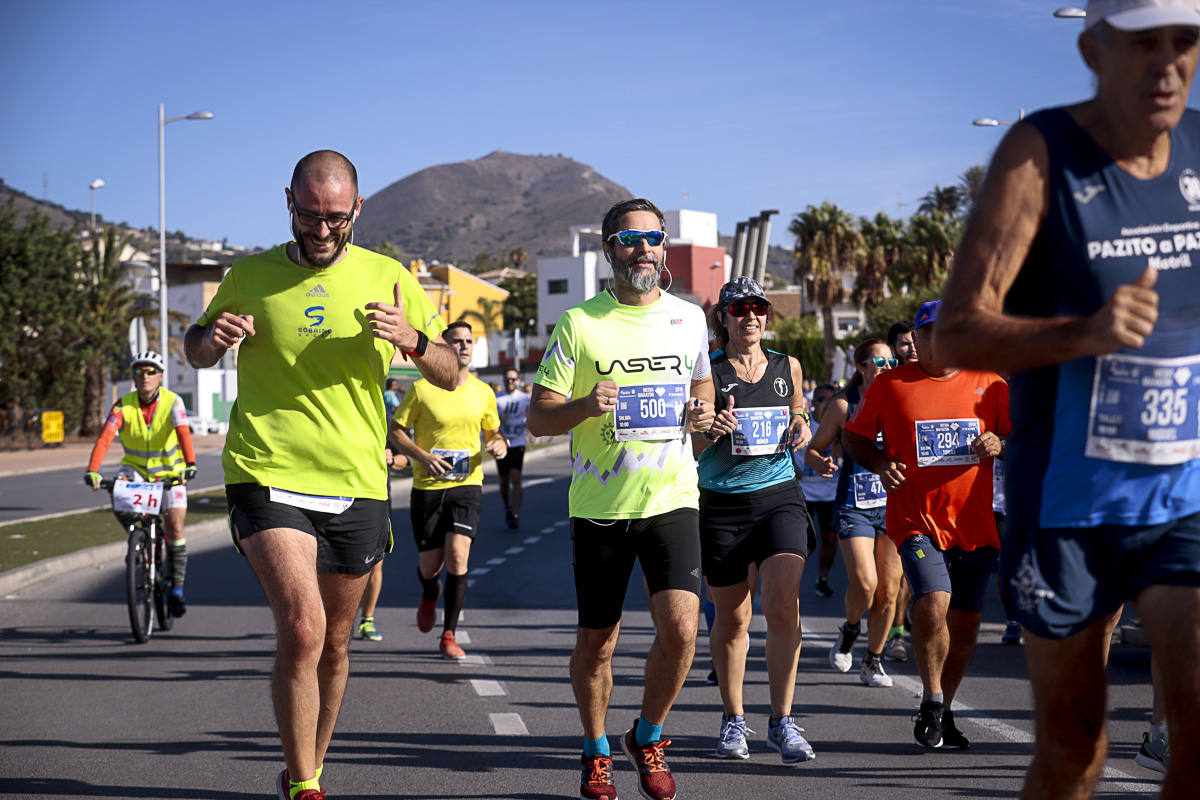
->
[941,708,969,750]
[439,630,466,660]
[913,700,945,748]
[883,634,908,661]
[1002,620,1023,645]
[357,616,382,641]
[715,714,753,759]
[705,667,719,686]
[507,512,520,530]
[621,722,676,800]
[276,769,326,800]
[859,657,893,688]
[766,715,816,763]
[416,581,441,633]
[828,622,858,672]
[579,754,618,800]
[1135,731,1170,774]
[814,577,833,598]
[167,587,186,618]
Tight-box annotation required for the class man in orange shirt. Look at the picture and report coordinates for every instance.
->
[843,301,1009,751]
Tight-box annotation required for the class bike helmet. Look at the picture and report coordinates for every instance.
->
[130,350,165,372]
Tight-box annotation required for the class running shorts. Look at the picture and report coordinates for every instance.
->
[808,499,834,540]
[834,504,887,541]
[700,481,814,587]
[411,485,483,552]
[898,533,998,613]
[497,445,526,475]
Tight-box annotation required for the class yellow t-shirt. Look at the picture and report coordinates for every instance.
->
[393,374,501,490]
[197,244,445,500]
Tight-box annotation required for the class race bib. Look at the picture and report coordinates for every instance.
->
[852,471,887,509]
[730,406,789,456]
[432,448,472,481]
[915,418,981,467]
[113,479,164,514]
[1085,353,1200,465]
[268,487,353,514]
[614,383,687,442]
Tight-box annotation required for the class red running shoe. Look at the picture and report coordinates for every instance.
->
[621,723,676,800]
[579,753,618,800]
[439,629,465,660]
[275,769,326,800]
[416,581,441,633]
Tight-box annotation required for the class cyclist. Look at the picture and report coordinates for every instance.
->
[84,350,197,617]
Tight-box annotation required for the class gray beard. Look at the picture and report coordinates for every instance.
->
[613,255,662,295]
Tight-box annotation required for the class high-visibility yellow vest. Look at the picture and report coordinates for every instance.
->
[117,389,186,479]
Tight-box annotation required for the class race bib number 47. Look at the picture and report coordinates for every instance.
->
[615,383,687,442]
[113,479,164,514]
[915,418,981,467]
[1086,353,1200,465]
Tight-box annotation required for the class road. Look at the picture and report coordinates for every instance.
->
[0,449,1165,799]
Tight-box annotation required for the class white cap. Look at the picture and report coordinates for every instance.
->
[1086,0,1200,30]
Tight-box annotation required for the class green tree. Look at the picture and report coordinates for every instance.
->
[958,165,987,219]
[857,212,905,308]
[457,296,504,336]
[498,273,537,333]
[864,282,944,339]
[374,240,408,264]
[917,184,965,218]
[508,247,528,270]
[902,211,960,288]
[790,202,863,376]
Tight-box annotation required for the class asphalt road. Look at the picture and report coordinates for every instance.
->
[0,450,1165,799]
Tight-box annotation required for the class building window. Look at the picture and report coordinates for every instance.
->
[548,279,569,294]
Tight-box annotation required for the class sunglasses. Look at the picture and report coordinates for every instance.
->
[606,229,667,247]
[133,367,161,376]
[727,300,770,317]
[291,201,355,231]
[860,357,899,368]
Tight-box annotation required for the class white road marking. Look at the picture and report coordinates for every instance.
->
[504,546,524,555]
[455,630,471,644]
[540,527,555,534]
[523,536,541,544]
[523,478,554,488]
[489,712,529,735]
[487,557,505,566]
[554,520,569,528]
[470,679,506,696]
[467,579,475,588]
[472,567,490,575]
[458,654,491,667]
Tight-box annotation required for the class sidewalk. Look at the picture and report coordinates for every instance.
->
[0,433,227,479]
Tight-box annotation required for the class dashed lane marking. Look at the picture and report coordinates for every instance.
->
[554,520,569,528]
[487,557,505,566]
[470,679,506,697]
[472,567,490,575]
[489,712,529,735]
[504,546,524,555]
[540,527,555,534]
[459,654,492,667]
[523,536,540,544]
[455,630,471,644]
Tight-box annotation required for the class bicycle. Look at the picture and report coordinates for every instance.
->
[100,476,184,643]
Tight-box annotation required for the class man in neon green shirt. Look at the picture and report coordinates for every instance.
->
[184,150,457,800]
[527,198,715,800]
[389,320,507,660]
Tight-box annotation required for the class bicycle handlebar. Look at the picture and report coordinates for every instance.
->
[98,475,186,492]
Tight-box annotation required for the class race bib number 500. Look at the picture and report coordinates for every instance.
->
[915,418,981,467]
[1086,353,1200,465]
[615,383,687,442]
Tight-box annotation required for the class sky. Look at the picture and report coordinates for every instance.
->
[0,1,1158,252]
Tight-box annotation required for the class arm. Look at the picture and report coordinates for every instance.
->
[936,122,1159,373]
[387,420,451,478]
[687,377,718,458]
[785,356,812,451]
[804,396,846,477]
[185,313,255,369]
[525,382,616,437]
[84,417,119,489]
[365,281,457,390]
[483,428,508,460]
[842,429,907,492]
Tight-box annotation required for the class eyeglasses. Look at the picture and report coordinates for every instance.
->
[504,376,519,382]
[291,201,355,231]
[606,229,667,247]
[860,357,898,368]
[133,367,161,376]
[727,300,770,317]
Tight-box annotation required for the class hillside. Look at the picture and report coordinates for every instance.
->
[0,180,82,230]
[355,151,633,263]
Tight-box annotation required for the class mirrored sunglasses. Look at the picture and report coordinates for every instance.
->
[133,367,161,376]
[860,357,898,368]
[606,229,666,247]
[727,300,770,317]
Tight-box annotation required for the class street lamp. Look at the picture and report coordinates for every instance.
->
[973,108,1026,127]
[89,178,104,235]
[158,104,213,388]
[1053,7,1086,18]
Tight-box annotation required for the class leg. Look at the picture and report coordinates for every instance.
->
[163,506,189,608]
[709,577,754,716]
[572,623,621,739]
[442,531,473,632]
[510,468,524,519]
[1020,616,1115,800]
[759,553,806,717]
[498,471,512,514]
[1134,585,1200,799]
[359,560,383,618]
[865,535,901,655]
[910,590,951,696]
[839,536,877,625]
[941,609,982,706]
[417,547,445,582]
[642,589,699,725]
[314,570,371,767]
[893,578,911,631]
[164,506,187,542]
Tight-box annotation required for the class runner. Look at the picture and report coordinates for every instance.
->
[389,321,507,659]
[184,149,455,800]
[843,301,1009,750]
[884,319,918,656]
[84,350,197,618]
[798,382,839,599]
[696,276,815,765]
[935,2,1200,793]
[526,198,714,800]
[806,339,903,688]
[495,368,531,530]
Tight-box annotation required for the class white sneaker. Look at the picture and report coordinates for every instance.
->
[883,634,908,661]
[828,623,857,673]
[860,657,893,688]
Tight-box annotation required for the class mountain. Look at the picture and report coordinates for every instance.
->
[0,179,83,230]
[355,151,633,264]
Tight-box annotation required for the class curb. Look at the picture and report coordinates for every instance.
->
[0,439,570,596]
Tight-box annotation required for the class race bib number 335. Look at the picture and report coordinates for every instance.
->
[1086,353,1200,465]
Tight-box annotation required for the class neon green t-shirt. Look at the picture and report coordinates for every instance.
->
[197,244,445,500]
[535,289,711,519]
[393,374,501,490]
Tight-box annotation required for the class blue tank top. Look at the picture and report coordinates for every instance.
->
[834,385,886,510]
[1006,107,1200,529]
[698,349,797,493]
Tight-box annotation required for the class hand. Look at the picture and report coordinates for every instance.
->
[706,396,737,440]
[419,451,451,477]
[809,453,838,478]
[586,381,620,417]
[183,464,198,482]
[366,282,420,352]
[786,415,812,452]
[687,397,715,433]
[971,431,1002,459]
[486,436,509,460]
[1086,266,1158,352]
[880,461,907,492]
[207,312,255,349]
[84,471,102,490]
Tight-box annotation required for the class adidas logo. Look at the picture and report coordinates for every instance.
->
[306,284,330,297]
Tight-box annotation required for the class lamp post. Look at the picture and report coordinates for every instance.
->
[973,108,1026,127]
[89,179,104,235]
[1053,7,1087,18]
[158,104,213,388]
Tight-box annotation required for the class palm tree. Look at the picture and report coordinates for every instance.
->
[857,212,905,309]
[917,185,965,218]
[508,247,528,270]
[957,165,987,219]
[901,211,959,288]
[457,296,504,337]
[790,202,863,376]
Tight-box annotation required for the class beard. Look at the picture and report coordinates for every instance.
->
[291,214,352,268]
[611,252,663,295]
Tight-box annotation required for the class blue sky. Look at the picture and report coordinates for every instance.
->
[0,1,1153,251]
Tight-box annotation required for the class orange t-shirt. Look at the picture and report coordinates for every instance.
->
[843,363,1010,551]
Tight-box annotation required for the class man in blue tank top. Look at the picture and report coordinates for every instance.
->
[936,2,1200,797]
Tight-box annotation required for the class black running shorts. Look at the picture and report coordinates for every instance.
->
[411,485,483,552]
[497,445,526,475]
[700,480,815,588]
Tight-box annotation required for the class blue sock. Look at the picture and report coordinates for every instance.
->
[703,598,715,634]
[635,717,663,746]
[584,736,610,758]
[922,691,944,704]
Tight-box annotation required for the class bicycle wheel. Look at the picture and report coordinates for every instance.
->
[153,528,173,632]
[125,528,153,643]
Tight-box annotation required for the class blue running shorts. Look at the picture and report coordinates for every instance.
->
[898,534,999,613]
[834,505,887,541]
